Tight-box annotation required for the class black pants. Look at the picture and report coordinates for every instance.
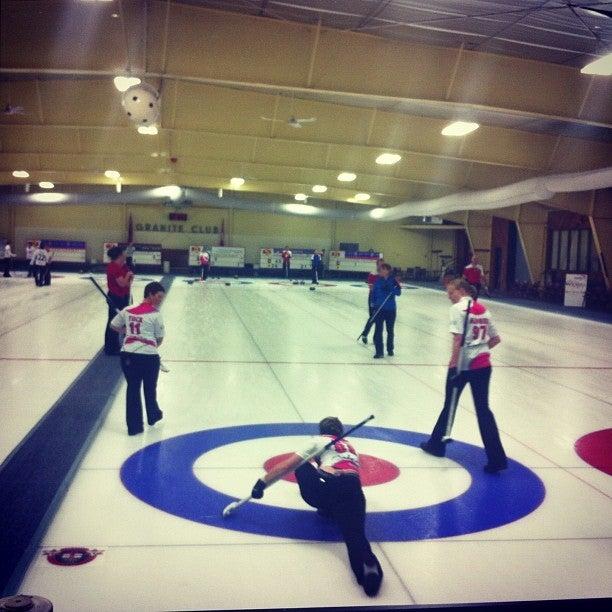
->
[283,261,290,278]
[429,367,507,465]
[362,298,375,337]
[27,263,34,278]
[311,266,319,283]
[120,353,162,435]
[34,265,46,286]
[104,293,130,355]
[2,258,11,277]
[373,309,396,356]
[200,264,209,280]
[295,463,375,582]
[43,264,51,286]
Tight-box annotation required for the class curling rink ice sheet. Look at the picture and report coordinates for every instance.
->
[3,274,611,610]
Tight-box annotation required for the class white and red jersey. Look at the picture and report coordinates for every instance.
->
[199,251,210,266]
[450,296,499,370]
[298,435,360,474]
[32,248,49,266]
[111,302,165,355]
[463,263,484,285]
[281,249,292,262]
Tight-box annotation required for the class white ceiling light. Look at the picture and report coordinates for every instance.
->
[38,181,54,189]
[285,203,317,215]
[152,185,181,200]
[376,153,402,165]
[353,193,370,201]
[294,193,308,201]
[312,184,327,193]
[137,125,158,135]
[12,170,29,178]
[581,53,612,76]
[104,170,121,180]
[230,177,245,187]
[113,76,141,92]
[337,172,356,182]
[370,208,385,219]
[30,192,65,203]
[441,121,480,136]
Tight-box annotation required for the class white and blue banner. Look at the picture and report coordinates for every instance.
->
[212,247,245,268]
[329,250,382,273]
[260,247,315,270]
[103,242,162,265]
[40,239,87,263]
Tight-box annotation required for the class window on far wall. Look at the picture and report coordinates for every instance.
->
[559,231,569,270]
[551,231,559,270]
[548,227,595,274]
[569,230,579,271]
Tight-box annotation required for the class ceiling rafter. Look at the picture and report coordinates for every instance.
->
[2,68,609,137]
[182,0,611,65]
[0,122,548,171]
[0,0,609,207]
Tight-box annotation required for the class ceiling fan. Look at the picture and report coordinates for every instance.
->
[260,115,316,128]
[2,104,26,115]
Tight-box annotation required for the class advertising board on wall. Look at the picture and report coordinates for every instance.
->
[103,242,162,265]
[260,247,315,270]
[564,273,588,307]
[329,251,382,273]
[212,246,245,268]
[31,239,87,263]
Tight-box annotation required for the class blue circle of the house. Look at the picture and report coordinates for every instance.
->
[120,424,546,541]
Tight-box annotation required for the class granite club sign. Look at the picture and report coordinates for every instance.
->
[135,222,219,235]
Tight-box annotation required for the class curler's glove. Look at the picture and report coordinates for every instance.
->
[251,478,266,499]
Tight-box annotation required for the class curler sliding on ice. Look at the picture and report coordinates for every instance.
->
[222,414,384,597]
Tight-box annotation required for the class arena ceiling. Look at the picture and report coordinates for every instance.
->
[0,0,610,210]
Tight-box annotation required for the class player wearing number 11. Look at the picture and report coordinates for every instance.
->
[420,279,507,473]
[111,282,166,436]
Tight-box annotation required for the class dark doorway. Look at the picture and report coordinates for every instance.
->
[507,221,518,288]
[490,216,510,291]
[491,247,502,291]
[455,229,470,273]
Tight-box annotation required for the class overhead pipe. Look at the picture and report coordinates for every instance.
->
[2,166,610,221]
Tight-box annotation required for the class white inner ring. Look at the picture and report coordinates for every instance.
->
[194,436,472,512]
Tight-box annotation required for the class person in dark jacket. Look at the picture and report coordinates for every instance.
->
[105,246,134,355]
[311,250,321,284]
[371,263,401,358]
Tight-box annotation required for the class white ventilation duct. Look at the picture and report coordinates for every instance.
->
[368,166,612,221]
[3,166,610,220]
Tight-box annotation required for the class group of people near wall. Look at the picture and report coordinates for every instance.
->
[2,241,54,286]
[280,246,326,284]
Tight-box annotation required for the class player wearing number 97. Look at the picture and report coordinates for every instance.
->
[111,282,166,436]
[420,279,508,473]
[250,417,383,597]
